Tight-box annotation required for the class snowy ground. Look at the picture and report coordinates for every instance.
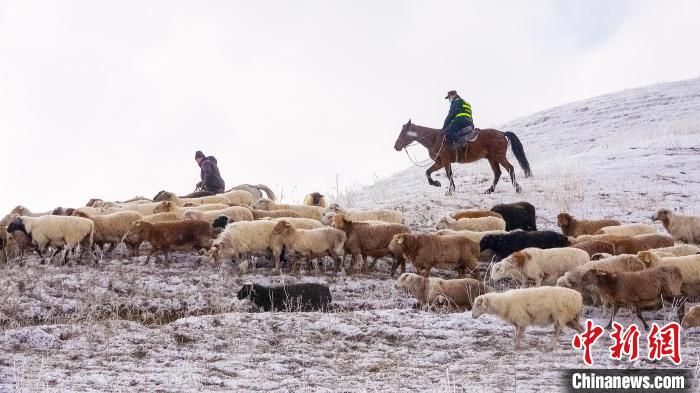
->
[2,78,700,392]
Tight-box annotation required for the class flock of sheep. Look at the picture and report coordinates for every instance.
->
[2,188,700,350]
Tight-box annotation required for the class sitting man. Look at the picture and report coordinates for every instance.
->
[194,150,225,195]
[443,90,474,156]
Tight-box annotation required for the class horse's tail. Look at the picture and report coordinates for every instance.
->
[252,184,277,201]
[503,131,532,177]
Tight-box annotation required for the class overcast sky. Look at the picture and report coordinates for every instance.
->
[1,0,699,213]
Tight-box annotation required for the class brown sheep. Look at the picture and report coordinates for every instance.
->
[451,210,503,220]
[123,220,212,264]
[330,214,410,275]
[388,233,480,279]
[557,213,621,237]
[269,220,345,272]
[395,272,488,311]
[609,234,674,255]
[572,240,616,257]
[250,209,302,220]
[580,266,684,330]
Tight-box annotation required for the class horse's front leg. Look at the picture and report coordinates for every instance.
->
[444,163,456,196]
[425,162,443,188]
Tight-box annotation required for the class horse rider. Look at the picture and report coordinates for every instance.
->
[194,150,226,194]
[443,90,474,156]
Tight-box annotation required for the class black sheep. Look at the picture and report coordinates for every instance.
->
[490,201,537,231]
[479,230,570,259]
[237,282,332,312]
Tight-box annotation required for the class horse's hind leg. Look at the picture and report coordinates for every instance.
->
[485,158,502,194]
[425,162,443,188]
[499,158,521,193]
[444,163,456,196]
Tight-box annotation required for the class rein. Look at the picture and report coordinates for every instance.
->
[401,127,446,168]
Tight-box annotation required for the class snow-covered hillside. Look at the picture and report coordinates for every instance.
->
[2,78,699,393]
[358,77,700,232]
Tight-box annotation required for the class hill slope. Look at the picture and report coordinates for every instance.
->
[359,77,700,231]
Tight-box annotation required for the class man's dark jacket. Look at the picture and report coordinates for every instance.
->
[199,156,225,193]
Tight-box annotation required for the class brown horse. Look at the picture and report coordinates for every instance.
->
[394,120,531,195]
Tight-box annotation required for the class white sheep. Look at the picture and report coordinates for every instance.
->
[640,253,700,291]
[181,206,253,224]
[71,210,143,257]
[269,220,346,271]
[435,216,506,232]
[595,223,656,237]
[252,198,324,220]
[140,212,181,223]
[556,255,645,305]
[490,247,590,287]
[435,229,507,244]
[7,215,94,264]
[266,217,324,230]
[218,189,255,206]
[322,203,404,224]
[652,208,700,244]
[76,206,126,216]
[209,220,278,264]
[647,244,699,256]
[120,201,170,216]
[472,286,583,349]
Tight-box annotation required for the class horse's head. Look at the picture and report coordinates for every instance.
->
[394,119,415,151]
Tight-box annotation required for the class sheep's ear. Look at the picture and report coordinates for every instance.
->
[397,236,404,244]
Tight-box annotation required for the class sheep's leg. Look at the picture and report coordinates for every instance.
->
[514,326,525,350]
[423,265,433,277]
[634,309,650,331]
[551,324,563,347]
[606,305,619,329]
[163,249,171,268]
[145,249,155,264]
[389,256,405,277]
[361,254,369,273]
[674,297,686,323]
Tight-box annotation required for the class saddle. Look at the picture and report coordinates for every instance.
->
[452,126,480,150]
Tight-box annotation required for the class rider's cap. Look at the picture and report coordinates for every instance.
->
[445,90,457,99]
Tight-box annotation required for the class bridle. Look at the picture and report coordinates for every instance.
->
[399,124,446,167]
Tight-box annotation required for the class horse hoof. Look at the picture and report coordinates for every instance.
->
[515,185,522,193]
[431,181,441,188]
[484,188,494,194]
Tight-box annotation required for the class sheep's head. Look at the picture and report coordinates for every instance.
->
[152,201,171,213]
[324,203,343,215]
[124,220,150,244]
[580,269,608,287]
[6,217,26,235]
[556,274,573,288]
[70,211,90,218]
[86,198,102,207]
[251,198,271,211]
[651,209,671,224]
[330,214,350,230]
[272,220,294,236]
[682,307,700,329]
[591,253,613,261]
[636,251,654,265]
[394,272,419,290]
[479,235,497,252]
[388,234,406,255]
[237,283,254,300]
[320,213,336,226]
[489,261,513,282]
[212,215,229,229]
[435,216,454,230]
[181,211,198,220]
[556,213,571,227]
[471,295,489,318]
[11,205,31,216]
